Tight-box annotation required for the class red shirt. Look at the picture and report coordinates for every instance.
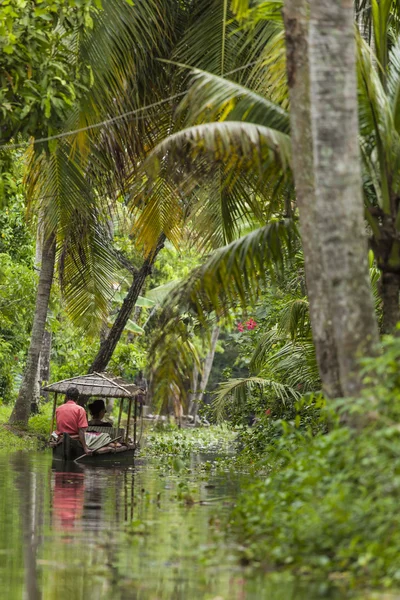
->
[56,401,88,435]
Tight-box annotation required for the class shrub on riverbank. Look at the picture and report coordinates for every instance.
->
[0,404,50,450]
[230,335,400,588]
[232,424,400,587]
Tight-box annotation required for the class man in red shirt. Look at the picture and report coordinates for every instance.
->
[56,387,92,455]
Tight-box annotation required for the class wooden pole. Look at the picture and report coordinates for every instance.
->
[125,397,133,443]
[50,392,58,435]
[117,398,124,431]
[133,398,138,448]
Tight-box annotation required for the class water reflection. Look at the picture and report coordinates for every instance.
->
[0,451,368,600]
[53,472,85,533]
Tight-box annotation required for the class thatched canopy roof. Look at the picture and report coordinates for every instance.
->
[43,372,142,398]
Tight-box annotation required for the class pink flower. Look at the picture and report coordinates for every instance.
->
[265,408,271,416]
[237,322,244,332]
[246,318,257,330]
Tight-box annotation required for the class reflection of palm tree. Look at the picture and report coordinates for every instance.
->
[10,454,43,600]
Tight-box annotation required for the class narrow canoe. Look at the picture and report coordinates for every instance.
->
[52,434,136,466]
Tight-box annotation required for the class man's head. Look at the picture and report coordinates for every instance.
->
[65,387,79,403]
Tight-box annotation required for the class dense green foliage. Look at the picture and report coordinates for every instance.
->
[0,0,98,140]
[229,335,400,587]
[2,0,400,594]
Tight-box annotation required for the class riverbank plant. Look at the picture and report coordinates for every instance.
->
[229,334,400,588]
[143,424,235,460]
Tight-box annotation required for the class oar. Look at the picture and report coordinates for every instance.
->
[74,436,122,463]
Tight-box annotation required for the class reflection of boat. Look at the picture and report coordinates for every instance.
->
[52,433,136,466]
[44,372,143,467]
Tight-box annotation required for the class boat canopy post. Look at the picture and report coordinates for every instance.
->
[50,392,58,435]
[125,397,133,443]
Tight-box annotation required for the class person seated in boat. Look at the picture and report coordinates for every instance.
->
[55,388,118,454]
[88,399,112,427]
[55,387,92,455]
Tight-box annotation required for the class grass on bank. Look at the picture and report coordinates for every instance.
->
[0,403,52,451]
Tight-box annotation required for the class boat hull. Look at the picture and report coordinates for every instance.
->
[52,435,136,466]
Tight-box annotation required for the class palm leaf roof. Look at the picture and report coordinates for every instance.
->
[43,372,142,398]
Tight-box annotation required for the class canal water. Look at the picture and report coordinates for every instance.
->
[0,450,384,599]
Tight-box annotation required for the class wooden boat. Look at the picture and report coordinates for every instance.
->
[52,433,137,466]
[44,372,144,467]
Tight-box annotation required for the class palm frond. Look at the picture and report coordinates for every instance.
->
[149,331,201,412]
[267,339,320,392]
[175,0,243,76]
[186,176,266,251]
[278,298,310,339]
[131,121,292,253]
[212,376,301,421]
[249,328,283,371]
[178,68,290,132]
[25,143,117,333]
[156,221,298,322]
[388,35,400,129]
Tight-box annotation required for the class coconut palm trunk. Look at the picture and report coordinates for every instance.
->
[187,363,199,416]
[309,0,379,396]
[9,234,56,426]
[283,0,342,398]
[88,236,165,373]
[191,325,220,421]
[39,330,52,400]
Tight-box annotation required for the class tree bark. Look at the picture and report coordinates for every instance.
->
[39,329,52,400]
[32,218,44,409]
[88,236,165,373]
[283,0,342,398]
[191,325,220,420]
[9,234,56,426]
[188,363,199,416]
[309,0,379,397]
[380,271,400,334]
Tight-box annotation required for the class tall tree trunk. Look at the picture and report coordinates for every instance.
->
[188,363,199,416]
[32,218,44,409]
[9,234,56,426]
[88,236,165,373]
[39,330,52,400]
[283,0,342,398]
[191,325,220,420]
[309,0,379,397]
[380,272,400,334]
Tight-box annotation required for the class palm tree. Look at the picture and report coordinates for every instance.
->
[129,0,389,399]
[9,144,117,425]
[357,3,400,332]
[9,0,187,424]
[79,0,283,374]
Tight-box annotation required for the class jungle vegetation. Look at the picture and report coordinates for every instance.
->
[2,0,400,588]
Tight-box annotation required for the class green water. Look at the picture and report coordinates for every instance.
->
[0,450,380,600]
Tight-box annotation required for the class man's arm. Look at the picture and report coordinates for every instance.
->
[78,427,92,454]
